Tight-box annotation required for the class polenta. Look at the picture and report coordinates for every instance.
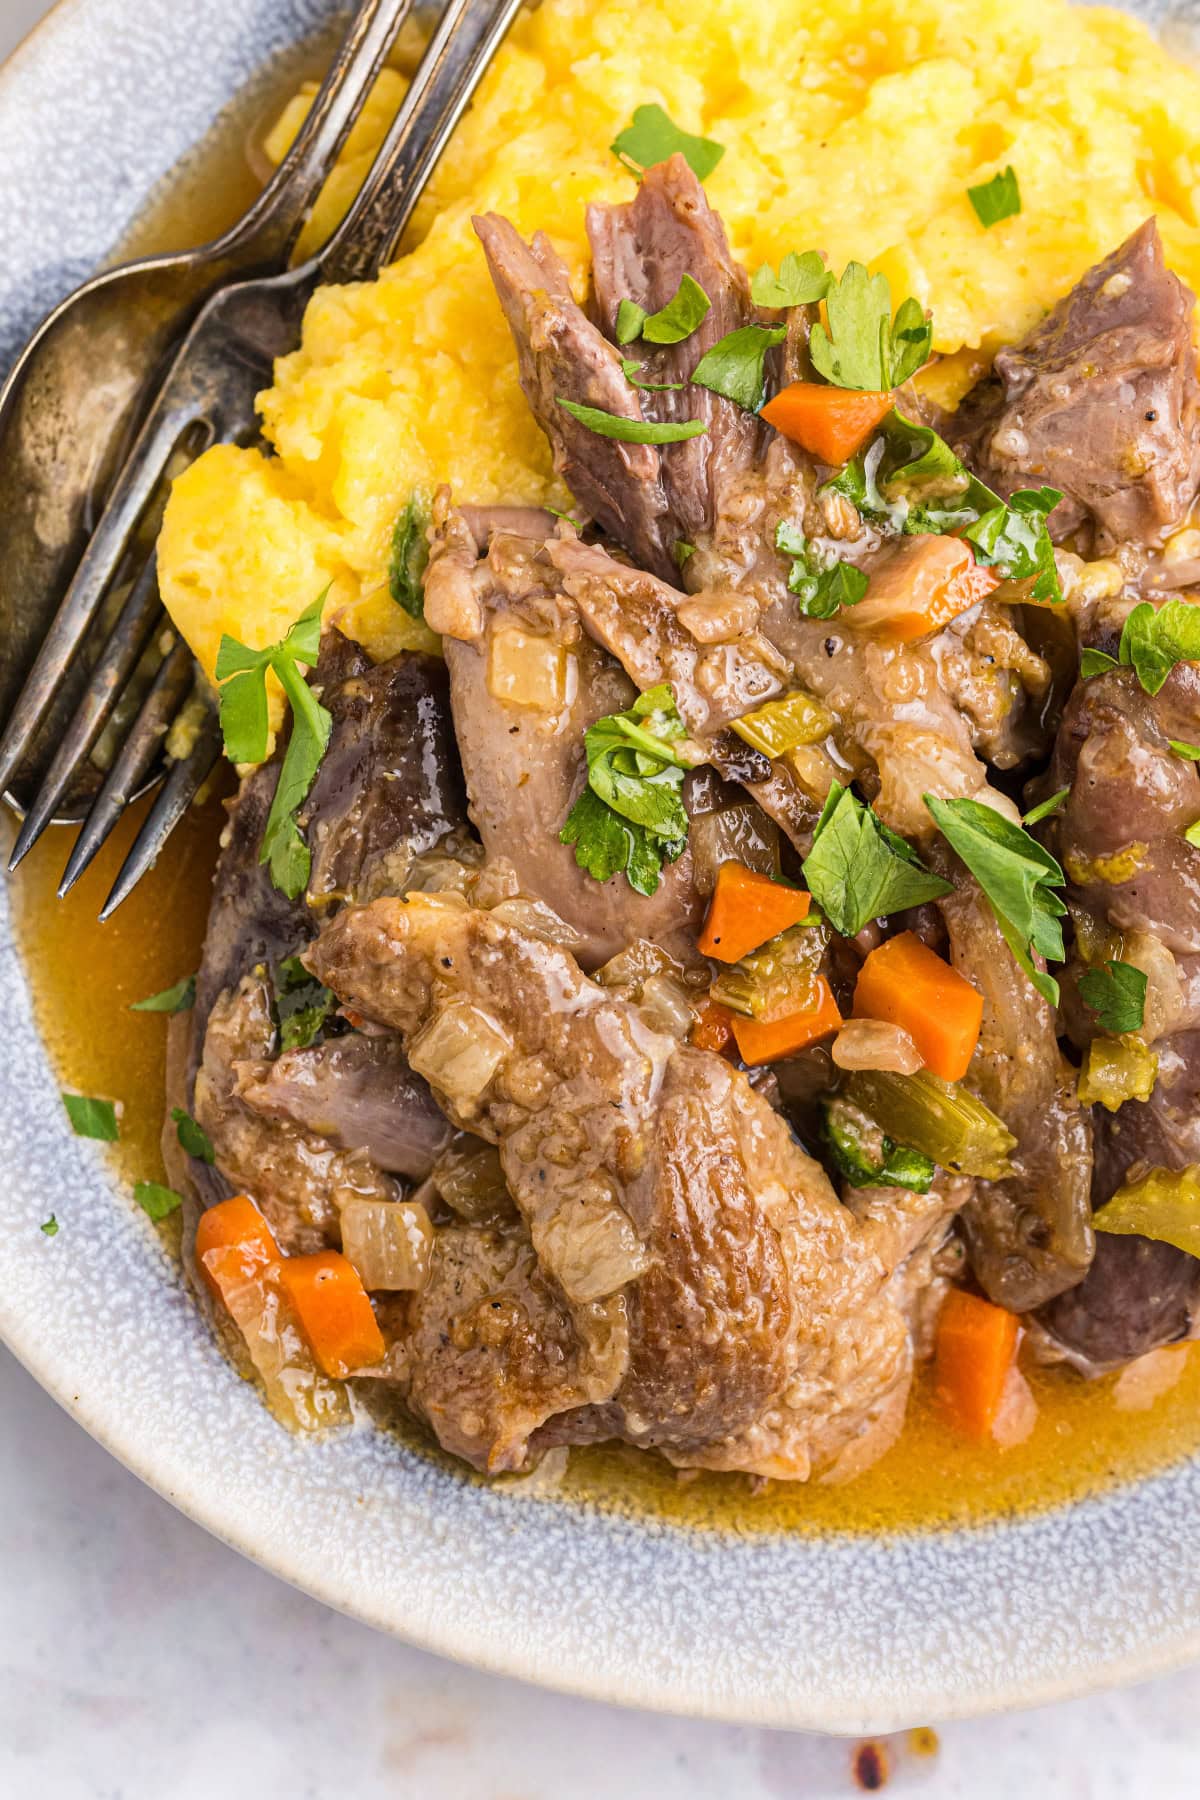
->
[158,0,1200,680]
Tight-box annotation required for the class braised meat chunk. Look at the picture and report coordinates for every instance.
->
[952,221,1200,554]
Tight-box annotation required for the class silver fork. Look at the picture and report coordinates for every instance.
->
[0,0,416,819]
[2,0,522,919]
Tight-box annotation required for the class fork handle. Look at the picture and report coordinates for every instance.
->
[219,0,418,269]
[316,0,525,287]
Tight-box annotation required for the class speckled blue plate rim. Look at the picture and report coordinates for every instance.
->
[2,0,1199,1734]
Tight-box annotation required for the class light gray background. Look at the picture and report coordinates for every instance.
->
[3,1,1199,1793]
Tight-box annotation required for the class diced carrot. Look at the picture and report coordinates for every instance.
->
[696,861,813,964]
[846,536,1001,643]
[691,998,736,1055]
[761,381,895,465]
[195,1195,281,1302]
[277,1249,386,1377]
[730,977,843,1065]
[934,1289,1020,1439]
[853,930,984,1082]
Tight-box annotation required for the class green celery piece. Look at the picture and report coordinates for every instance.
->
[846,1068,1016,1179]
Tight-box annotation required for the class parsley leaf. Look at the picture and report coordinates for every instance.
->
[1186,819,1200,850]
[1081,647,1118,679]
[215,594,334,900]
[924,794,1067,1006]
[640,274,710,344]
[1117,599,1200,696]
[825,413,1062,601]
[1079,959,1147,1035]
[1170,740,1200,761]
[621,359,685,393]
[134,1181,184,1223]
[274,955,336,1053]
[809,265,932,391]
[749,251,832,309]
[968,166,1021,229]
[388,493,430,619]
[40,1215,58,1238]
[560,685,692,895]
[171,1106,215,1166]
[556,398,706,443]
[63,1094,119,1142]
[616,299,648,344]
[130,974,196,1014]
[801,783,951,935]
[610,104,725,183]
[1022,787,1070,827]
[691,323,787,411]
[775,524,870,619]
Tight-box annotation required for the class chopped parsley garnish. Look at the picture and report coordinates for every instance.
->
[40,1215,58,1238]
[556,398,706,443]
[171,1106,215,1166]
[621,359,684,393]
[800,783,951,936]
[1186,819,1200,850]
[1170,740,1200,761]
[809,264,932,392]
[62,1094,119,1142]
[675,540,697,566]
[691,324,787,412]
[388,493,431,619]
[130,974,196,1015]
[1116,600,1200,696]
[1021,787,1070,827]
[616,299,648,344]
[775,523,870,619]
[639,274,711,344]
[560,684,692,896]
[215,594,333,900]
[924,794,1067,1006]
[610,104,725,183]
[750,251,832,309]
[1080,647,1117,679]
[1079,960,1147,1036]
[824,413,1062,601]
[274,955,336,1053]
[134,1181,184,1222]
[968,166,1022,229]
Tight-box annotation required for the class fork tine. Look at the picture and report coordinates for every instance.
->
[57,638,195,897]
[98,707,222,921]
[8,551,165,870]
[0,397,203,802]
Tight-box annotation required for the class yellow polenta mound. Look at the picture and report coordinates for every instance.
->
[159,0,1200,679]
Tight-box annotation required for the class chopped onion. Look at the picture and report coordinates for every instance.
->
[408,1001,511,1106]
[537,1188,650,1303]
[1121,930,1183,1044]
[341,1198,433,1292]
[991,1363,1037,1449]
[211,1263,351,1432]
[490,896,585,951]
[638,973,694,1039]
[433,1136,515,1224]
[1114,1345,1189,1412]
[832,1019,923,1074]
[596,939,681,991]
[487,626,572,711]
[688,804,780,896]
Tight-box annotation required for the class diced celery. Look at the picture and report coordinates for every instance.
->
[823,1096,935,1193]
[709,920,829,1021]
[730,689,833,758]
[1095,1165,1200,1257]
[846,1068,1016,1180]
[1077,1038,1158,1113]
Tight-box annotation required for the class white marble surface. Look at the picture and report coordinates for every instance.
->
[4,1,1200,1793]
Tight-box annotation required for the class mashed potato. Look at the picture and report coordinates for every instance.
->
[159,0,1200,682]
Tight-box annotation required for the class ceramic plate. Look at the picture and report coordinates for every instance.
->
[3,0,1200,1732]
